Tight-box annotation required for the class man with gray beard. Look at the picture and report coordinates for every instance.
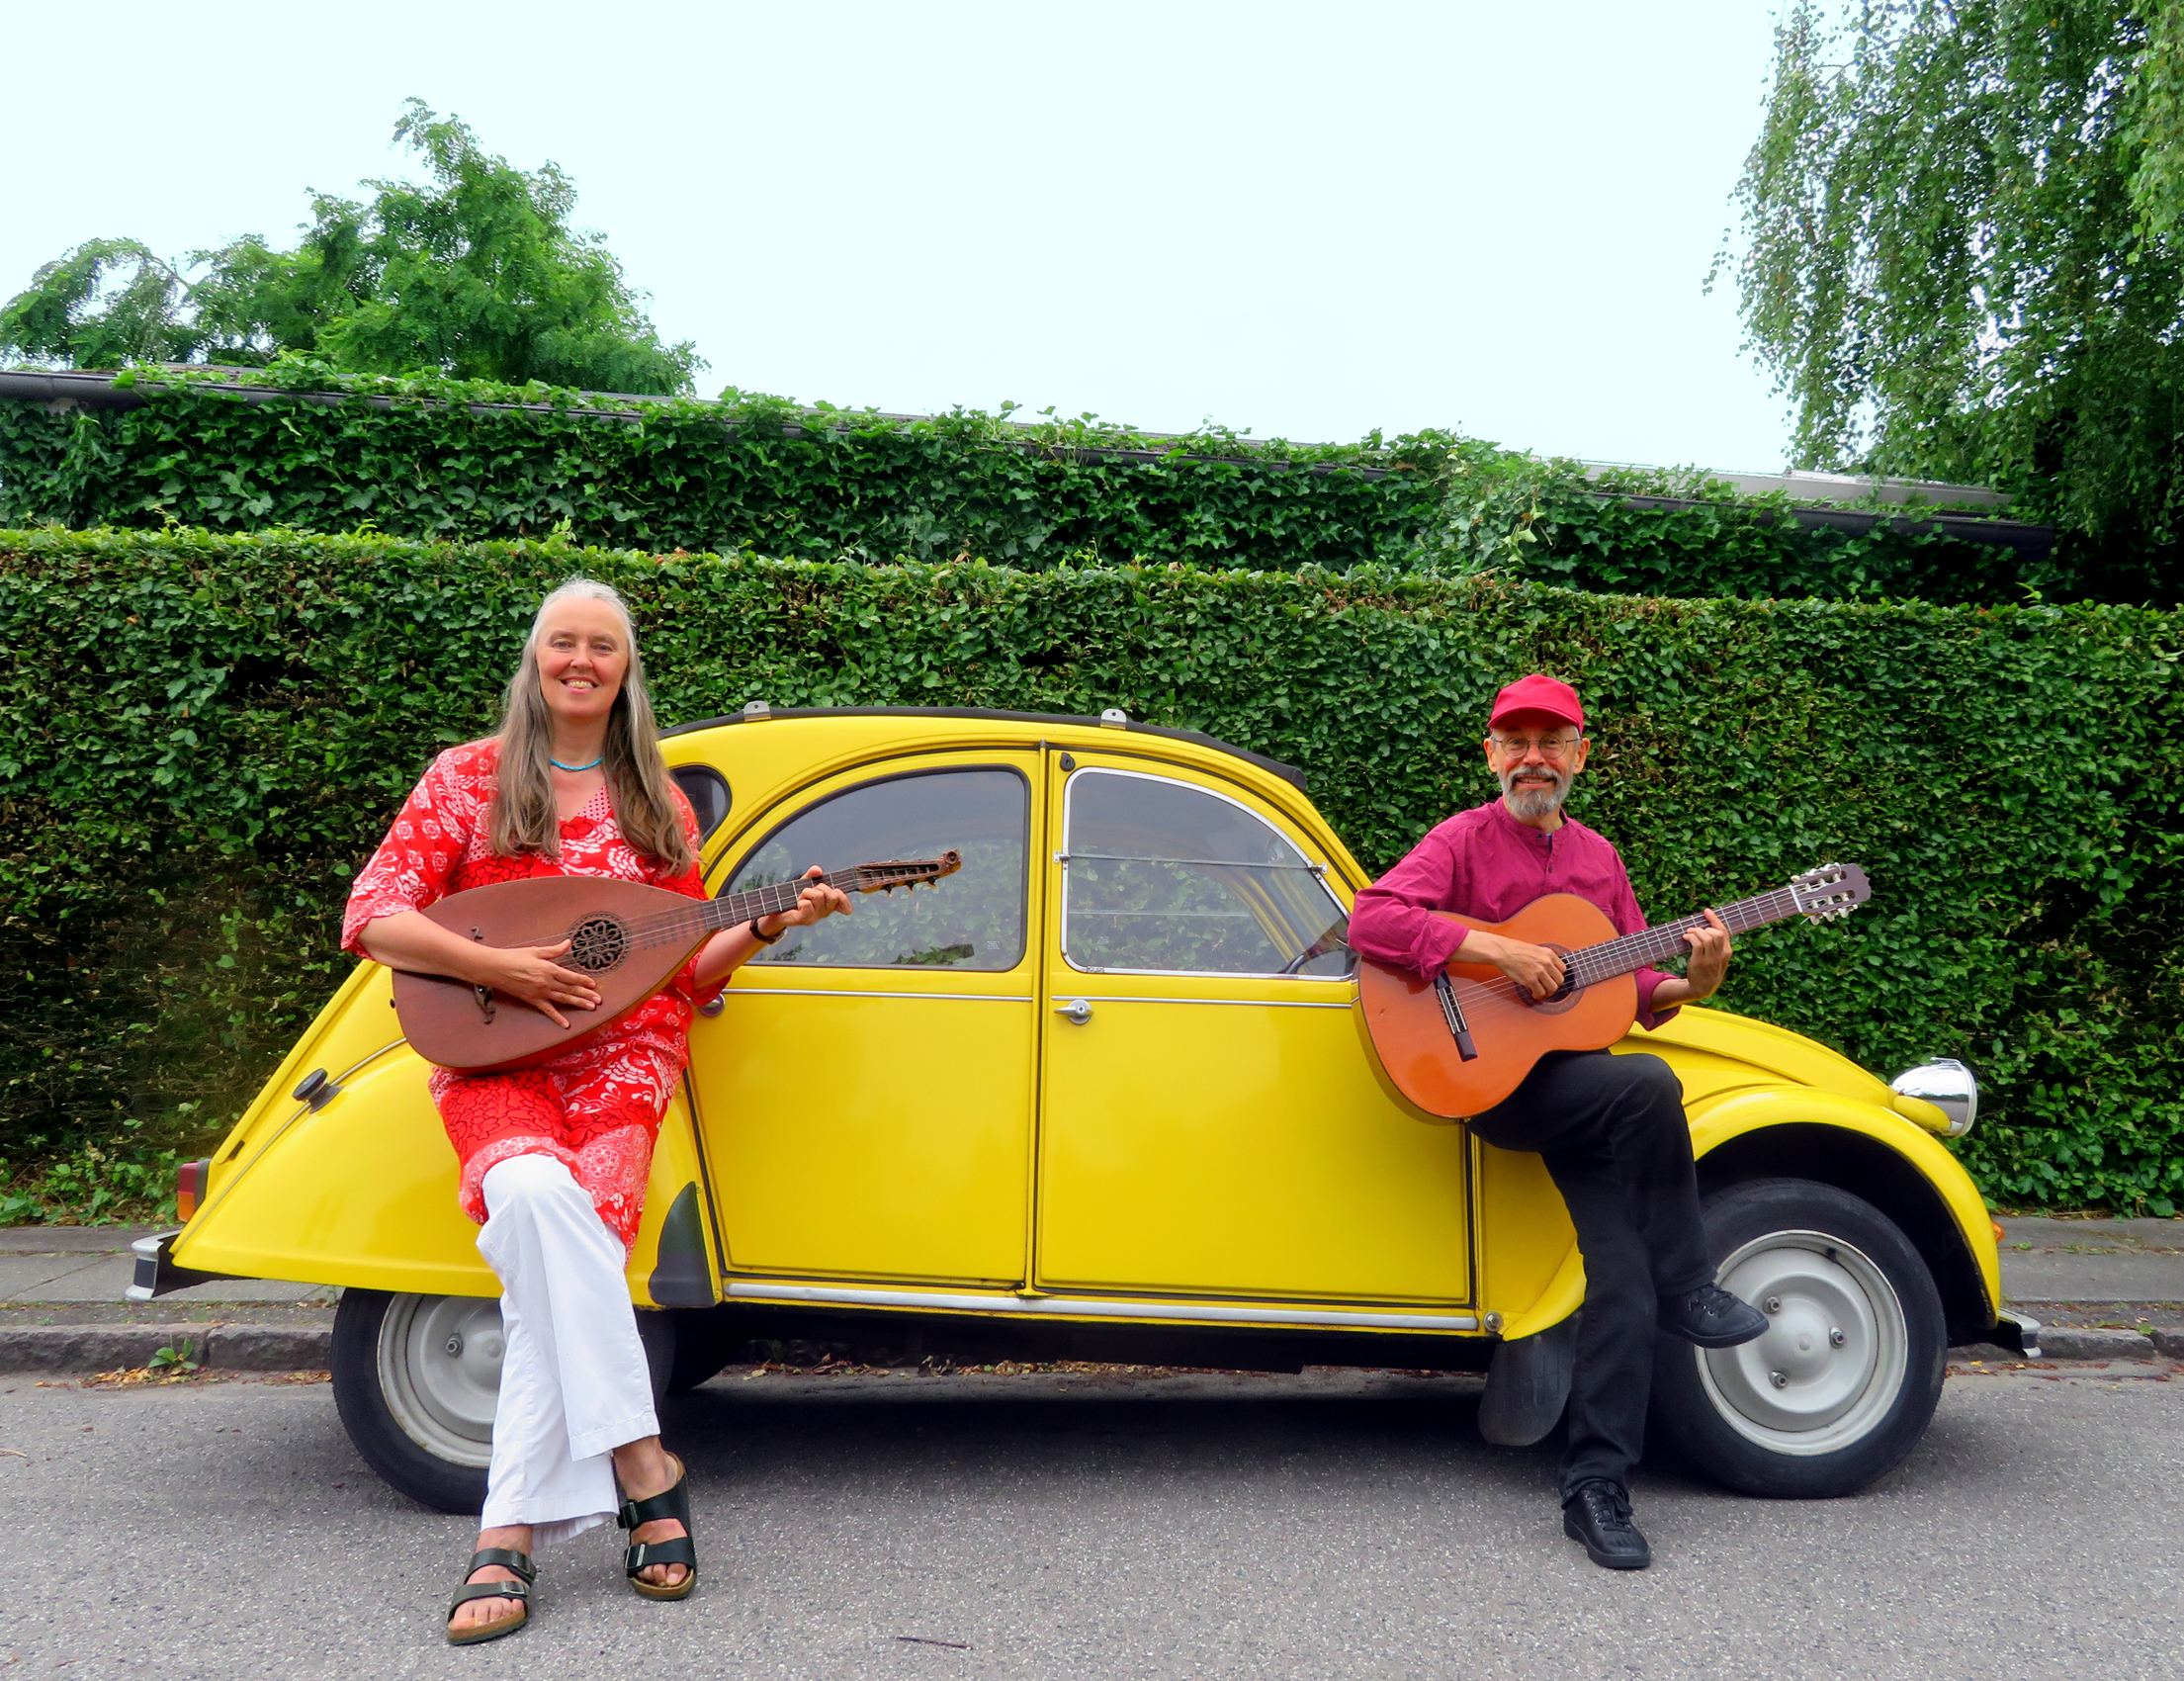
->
[1349,674,1768,1571]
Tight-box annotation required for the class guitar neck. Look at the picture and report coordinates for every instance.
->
[1564,886,1806,989]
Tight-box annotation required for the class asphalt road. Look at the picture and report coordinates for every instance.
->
[2,1363,2178,1681]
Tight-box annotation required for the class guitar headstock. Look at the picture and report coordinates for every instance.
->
[1791,862,1871,923]
[850,851,963,895]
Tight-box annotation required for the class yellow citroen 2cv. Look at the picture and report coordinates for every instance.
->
[131,708,2018,1510]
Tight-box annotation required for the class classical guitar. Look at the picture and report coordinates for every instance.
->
[1356,863,1870,1118]
[392,853,961,1074]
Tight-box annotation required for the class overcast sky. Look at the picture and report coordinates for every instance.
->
[6,1,1794,471]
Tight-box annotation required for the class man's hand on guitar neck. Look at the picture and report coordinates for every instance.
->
[1648,909,1732,1010]
[1453,929,1568,1001]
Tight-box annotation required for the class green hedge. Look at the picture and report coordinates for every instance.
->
[3,524,2177,1214]
[0,364,2060,602]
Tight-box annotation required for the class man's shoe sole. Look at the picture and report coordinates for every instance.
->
[1563,1513,1651,1569]
[1660,1322,1767,1349]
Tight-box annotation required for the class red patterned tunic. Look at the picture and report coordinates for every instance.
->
[341,740,716,1249]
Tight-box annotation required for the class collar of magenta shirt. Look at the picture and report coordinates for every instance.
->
[1486,795,1566,851]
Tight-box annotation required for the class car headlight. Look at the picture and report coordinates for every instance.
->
[1889,1057,1979,1137]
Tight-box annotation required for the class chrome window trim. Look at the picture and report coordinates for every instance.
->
[724,760,1033,974]
[718,989,1035,1003]
[1059,765,1349,981]
[1073,995,1353,1011]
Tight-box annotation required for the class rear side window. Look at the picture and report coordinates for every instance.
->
[671,765,732,840]
[726,767,1028,971]
[1062,768,1350,977]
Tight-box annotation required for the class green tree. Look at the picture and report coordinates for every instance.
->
[1724,2,2184,596]
[0,100,702,396]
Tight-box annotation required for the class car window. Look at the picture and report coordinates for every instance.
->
[671,765,732,840]
[726,767,1028,971]
[1063,768,1351,977]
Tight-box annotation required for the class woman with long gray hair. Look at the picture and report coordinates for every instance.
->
[342,577,849,1644]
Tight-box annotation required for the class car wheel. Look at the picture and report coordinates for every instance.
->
[1649,1177,1946,1498]
[332,1289,677,1514]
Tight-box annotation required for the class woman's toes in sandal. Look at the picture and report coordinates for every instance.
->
[618,1453,697,1601]
[446,1548,535,1645]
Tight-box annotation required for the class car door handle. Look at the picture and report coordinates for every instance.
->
[1054,998,1092,1025]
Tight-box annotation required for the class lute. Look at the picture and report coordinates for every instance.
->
[1357,863,1871,1118]
[392,853,961,1074]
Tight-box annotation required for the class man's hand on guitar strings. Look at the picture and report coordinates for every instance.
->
[1453,929,1568,1001]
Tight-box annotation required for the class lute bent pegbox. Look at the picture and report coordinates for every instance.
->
[392,853,961,1074]
[1356,863,1872,1118]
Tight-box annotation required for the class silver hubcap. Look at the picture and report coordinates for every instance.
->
[377,1293,503,1467]
[1696,1229,1906,1457]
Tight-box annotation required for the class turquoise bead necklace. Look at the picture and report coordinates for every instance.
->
[551,754,604,772]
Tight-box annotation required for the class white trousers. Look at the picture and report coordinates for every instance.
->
[476,1154,660,1545]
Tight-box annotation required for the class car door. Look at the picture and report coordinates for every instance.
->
[1035,753,1472,1305]
[687,752,1040,1286]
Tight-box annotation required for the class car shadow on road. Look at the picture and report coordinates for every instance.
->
[659,1370,1589,1503]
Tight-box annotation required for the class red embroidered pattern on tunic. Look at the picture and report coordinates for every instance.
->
[342,740,716,1248]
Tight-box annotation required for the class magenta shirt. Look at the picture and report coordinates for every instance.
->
[1349,799,1680,1030]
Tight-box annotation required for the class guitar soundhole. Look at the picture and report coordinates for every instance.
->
[1527,943,1583,1016]
[566,915,631,974]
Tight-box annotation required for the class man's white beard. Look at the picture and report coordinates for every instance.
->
[1500,763,1571,822]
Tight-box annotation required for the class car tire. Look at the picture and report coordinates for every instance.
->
[332,1289,678,1515]
[1648,1177,1946,1499]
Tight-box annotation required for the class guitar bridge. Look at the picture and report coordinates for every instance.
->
[1433,972,1479,1062]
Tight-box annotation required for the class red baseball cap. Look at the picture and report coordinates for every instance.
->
[1488,674,1584,732]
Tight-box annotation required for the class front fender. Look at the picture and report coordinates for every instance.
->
[171,975,718,1307]
[1498,1088,1997,1341]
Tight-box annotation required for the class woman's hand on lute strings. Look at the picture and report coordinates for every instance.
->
[478,939,602,1029]
[358,912,602,1029]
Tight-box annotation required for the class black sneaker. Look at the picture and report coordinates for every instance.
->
[1562,1479,1651,1569]
[1659,1282,1769,1349]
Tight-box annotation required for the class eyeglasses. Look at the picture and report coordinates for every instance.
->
[1489,732,1582,759]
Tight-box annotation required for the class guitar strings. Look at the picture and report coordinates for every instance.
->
[1435,887,1803,1016]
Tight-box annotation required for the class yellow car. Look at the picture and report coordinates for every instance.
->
[134,707,2017,1509]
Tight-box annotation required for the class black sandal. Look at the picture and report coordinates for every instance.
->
[618,1453,697,1602]
[445,1547,535,1645]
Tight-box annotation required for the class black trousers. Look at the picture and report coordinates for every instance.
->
[1471,1049,1714,1500]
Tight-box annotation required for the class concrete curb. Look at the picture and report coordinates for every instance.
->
[0,1324,329,1374]
[2038,1326,2162,1361]
[1,1321,2175,1376]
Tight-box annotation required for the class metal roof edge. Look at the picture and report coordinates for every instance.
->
[1609,493,2053,557]
[659,705,1310,792]
[1583,460,2013,510]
